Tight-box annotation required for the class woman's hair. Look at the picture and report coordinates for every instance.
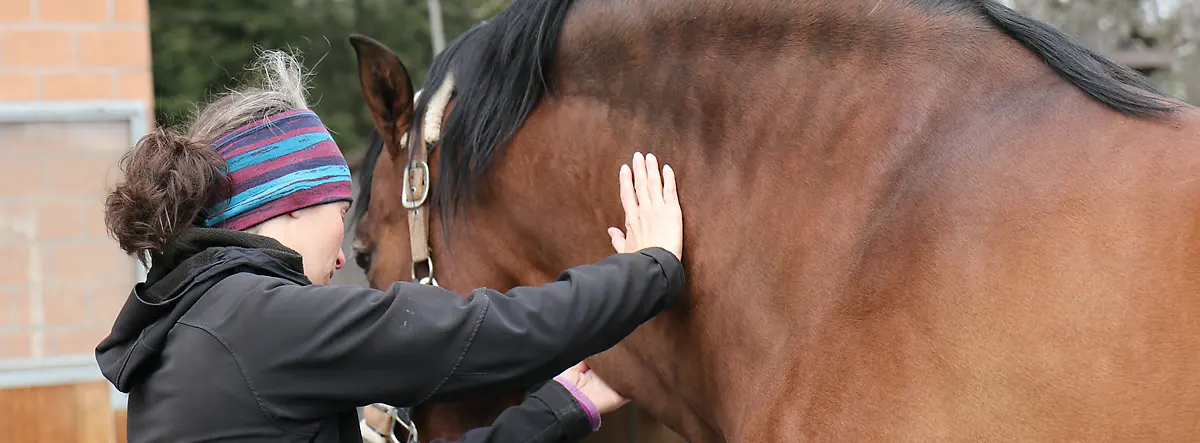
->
[105,49,314,265]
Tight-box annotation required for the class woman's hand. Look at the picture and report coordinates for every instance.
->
[608,152,683,260]
[556,361,629,414]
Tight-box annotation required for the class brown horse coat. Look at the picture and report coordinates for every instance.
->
[351,1,1200,441]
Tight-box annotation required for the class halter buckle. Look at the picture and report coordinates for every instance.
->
[401,161,430,209]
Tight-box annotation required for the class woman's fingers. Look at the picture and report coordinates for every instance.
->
[619,164,638,230]
[645,153,664,206]
[662,164,679,208]
[608,227,626,253]
[616,152,680,257]
[632,152,651,214]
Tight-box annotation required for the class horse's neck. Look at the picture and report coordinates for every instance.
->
[485,3,1115,439]
[525,13,1093,442]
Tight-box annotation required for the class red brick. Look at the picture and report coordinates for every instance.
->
[3,202,30,241]
[0,332,32,359]
[48,327,106,355]
[42,71,114,100]
[0,29,75,67]
[0,245,30,285]
[48,241,131,284]
[0,286,29,329]
[90,283,129,327]
[45,153,121,196]
[14,289,29,329]
[43,283,88,327]
[113,0,148,23]
[38,0,108,23]
[78,29,149,68]
[116,70,153,101]
[0,72,39,101]
[0,154,42,198]
[0,0,33,23]
[72,121,134,152]
[79,198,111,238]
[10,201,83,240]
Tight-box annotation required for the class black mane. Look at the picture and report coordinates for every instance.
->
[352,0,1180,230]
[419,0,577,227]
[350,129,384,228]
[974,1,1177,117]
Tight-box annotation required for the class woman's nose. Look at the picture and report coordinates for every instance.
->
[335,250,346,270]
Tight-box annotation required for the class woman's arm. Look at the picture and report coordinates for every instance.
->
[216,246,682,419]
[224,152,683,420]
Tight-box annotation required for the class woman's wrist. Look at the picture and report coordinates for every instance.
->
[553,375,602,431]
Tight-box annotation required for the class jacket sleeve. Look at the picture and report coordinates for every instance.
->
[217,247,684,421]
[369,382,596,443]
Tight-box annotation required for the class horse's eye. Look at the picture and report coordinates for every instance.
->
[355,251,373,271]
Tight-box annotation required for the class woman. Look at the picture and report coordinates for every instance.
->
[95,50,684,443]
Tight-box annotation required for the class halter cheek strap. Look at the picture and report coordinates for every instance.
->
[375,74,455,443]
[403,73,455,286]
[403,141,434,285]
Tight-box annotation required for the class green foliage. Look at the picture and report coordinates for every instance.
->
[149,0,498,156]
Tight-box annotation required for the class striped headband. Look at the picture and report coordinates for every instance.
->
[201,109,353,231]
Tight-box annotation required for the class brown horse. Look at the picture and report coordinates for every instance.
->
[349,0,1200,441]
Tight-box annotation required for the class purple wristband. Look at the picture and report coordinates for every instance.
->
[553,376,601,431]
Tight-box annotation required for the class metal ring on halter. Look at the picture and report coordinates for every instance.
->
[389,407,420,443]
[411,257,438,287]
[370,403,420,443]
[401,161,431,209]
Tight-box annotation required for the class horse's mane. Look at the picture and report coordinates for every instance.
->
[352,0,1180,229]
[350,129,384,228]
[417,0,576,226]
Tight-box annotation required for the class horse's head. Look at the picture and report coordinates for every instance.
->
[350,35,500,293]
[345,2,703,437]
[349,33,561,441]
[347,34,423,291]
[348,25,602,297]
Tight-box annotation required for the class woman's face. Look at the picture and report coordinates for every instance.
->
[290,201,350,285]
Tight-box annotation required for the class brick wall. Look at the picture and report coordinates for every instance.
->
[0,0,152,361]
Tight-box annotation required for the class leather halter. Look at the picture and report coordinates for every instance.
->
[370,77,455,443]
[402,122,437,287]
[403,75,454,287]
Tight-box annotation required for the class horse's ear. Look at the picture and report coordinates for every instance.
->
[350,34,414,159]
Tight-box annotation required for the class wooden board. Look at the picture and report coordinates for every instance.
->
[0,380,117,443]
[114,409,127,443]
